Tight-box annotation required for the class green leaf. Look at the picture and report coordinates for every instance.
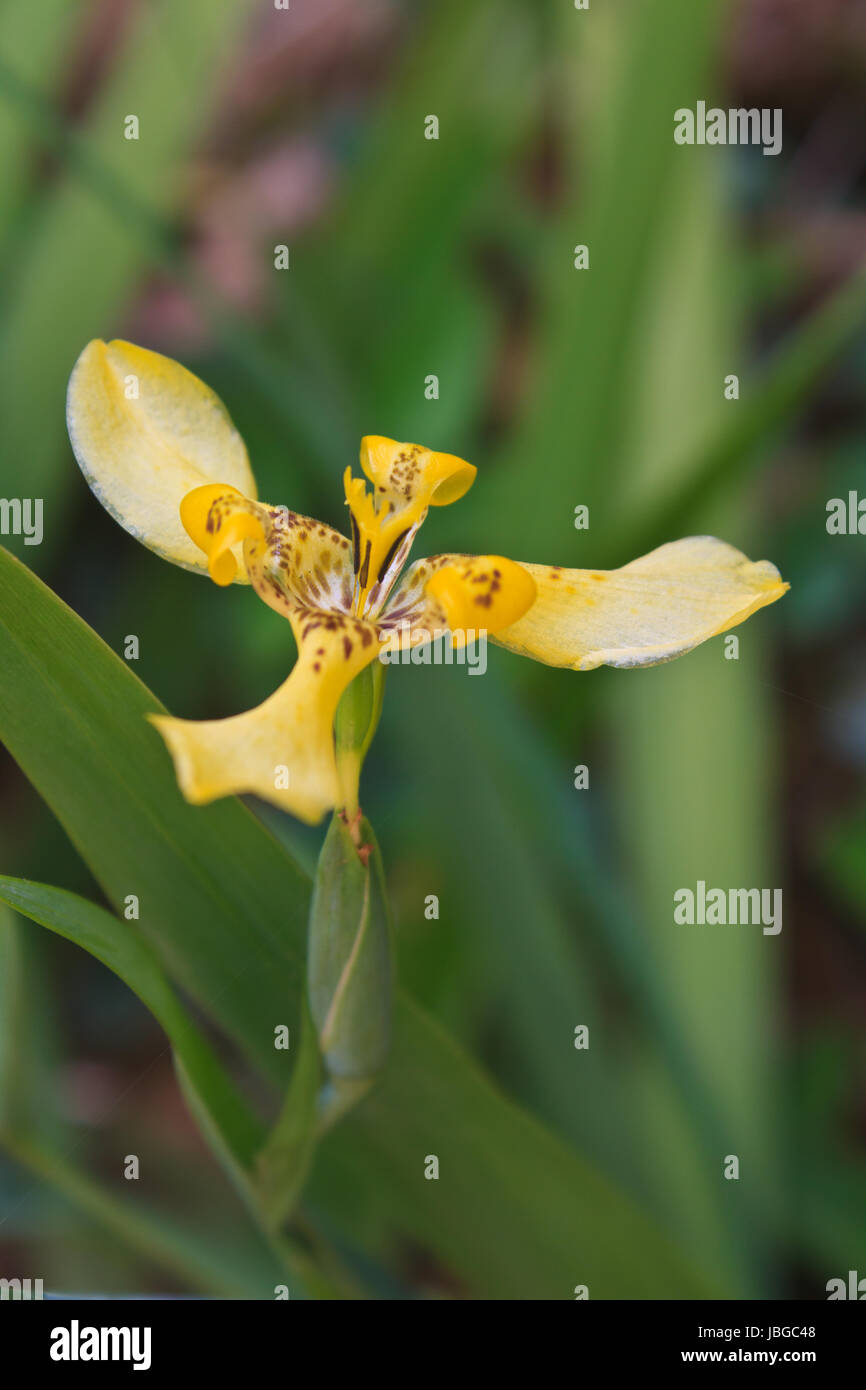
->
[2,1131,278,1299]
[0,903,66,1148]
[0,905,24,1134]
[0,874,265,1179]
[316,995,722,1300]
[384,668,632,1171]
[253,1001,321,1234]
[0,545,309,1084]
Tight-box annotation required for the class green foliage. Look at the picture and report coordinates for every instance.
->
[0,875,265,1177]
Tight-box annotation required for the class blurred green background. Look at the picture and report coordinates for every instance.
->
[1,0,865,1299]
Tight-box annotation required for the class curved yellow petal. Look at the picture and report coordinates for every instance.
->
[491,536,789,670]
[425,555,536,642]
[359,436,476,510]
[376,553,535,653]
[179,483,261,585]
[67,339,257,578]
[196,494,355,613]
[150,605,381,823]
[178,486,356,605]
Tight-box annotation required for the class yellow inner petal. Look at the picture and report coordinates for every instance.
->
[425,556,537,642]
[343,437,477,618]
[179,483,267,586]
[359,435,476,508]
[343,468,426,616]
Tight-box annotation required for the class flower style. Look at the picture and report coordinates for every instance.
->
[67,339,789,825]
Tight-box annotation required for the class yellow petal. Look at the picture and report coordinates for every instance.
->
[425,555,536,641]
[178,486,356,604]
[150,605,381,823]
[491,536,789,670]
[67,339,257,579]
[179,483,262,585]
[375,553,535,654]
[359,436,476,510]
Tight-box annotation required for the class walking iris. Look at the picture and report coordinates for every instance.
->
[67,340,789,826]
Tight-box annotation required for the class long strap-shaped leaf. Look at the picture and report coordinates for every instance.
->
[0,874,264,1178]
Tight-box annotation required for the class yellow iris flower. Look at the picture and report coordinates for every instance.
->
[67,339,789,825]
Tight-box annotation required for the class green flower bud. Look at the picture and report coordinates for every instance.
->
[307,811,392,1084]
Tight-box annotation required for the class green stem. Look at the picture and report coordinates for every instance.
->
[316,1076,374,1136]
[334,662,386,819]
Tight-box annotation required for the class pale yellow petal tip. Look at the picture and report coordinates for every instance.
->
[67,338,256,580]
[491,537,789,672]
[705,556,790,634]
